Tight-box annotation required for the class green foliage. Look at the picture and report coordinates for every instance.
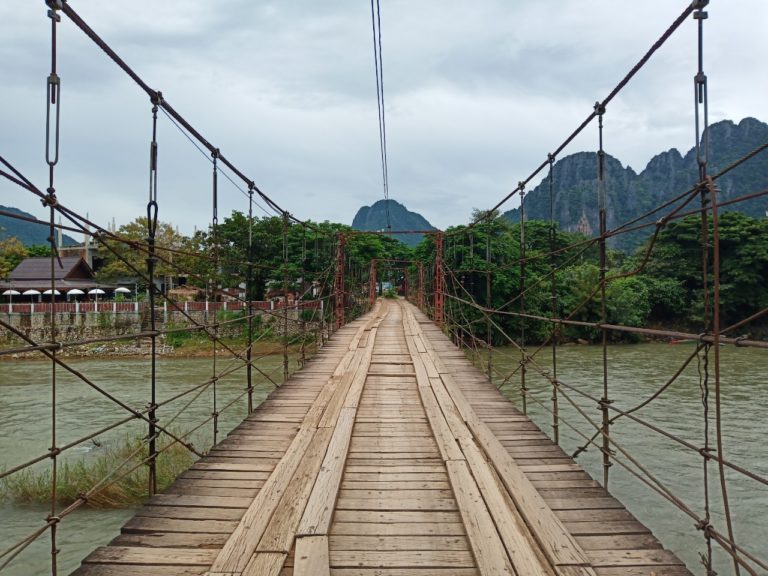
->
[164,323,199,347]
[606,277,650,340]
[0,236,27,278]
[299,308,319,322]
[383,288,398,299]
[414,209,768,345]
[95,218,190,288]
[634,211,768,327]
[27,244,53,257]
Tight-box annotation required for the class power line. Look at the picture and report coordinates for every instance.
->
[370,0,391,232]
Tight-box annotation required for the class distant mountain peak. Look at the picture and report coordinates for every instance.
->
[352,199,437,247]
[503,117,768,251]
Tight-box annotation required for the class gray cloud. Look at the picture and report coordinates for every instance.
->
[1,0,766,234]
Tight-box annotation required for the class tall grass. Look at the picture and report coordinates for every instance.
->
[0,435,195,508]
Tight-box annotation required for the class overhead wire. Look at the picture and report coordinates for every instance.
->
[370,0,391,232]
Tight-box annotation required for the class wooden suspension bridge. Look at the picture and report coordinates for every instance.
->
[71,299,690,576]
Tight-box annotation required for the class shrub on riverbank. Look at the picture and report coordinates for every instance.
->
[0,435,194,508]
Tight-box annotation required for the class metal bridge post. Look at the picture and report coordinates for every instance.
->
[334,232,346,329]
[146,94,160,498]
[434,232,444,327]
[369,259,377,308]
[246,184,255,413]
[548,154,560,445]
[417,262,424,310]
[211,149,220,447]
[282,212,290,384]
[596,104,612,488]
[519,183,528,415]
[486,222,492,383]
[44,3,63,569]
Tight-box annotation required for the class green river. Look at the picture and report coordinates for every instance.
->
[0,344,765,575]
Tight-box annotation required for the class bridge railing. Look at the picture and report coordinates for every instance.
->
[0,3,345,574]
[409,5,768,575]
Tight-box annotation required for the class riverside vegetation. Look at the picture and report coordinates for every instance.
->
[0,436,194,508]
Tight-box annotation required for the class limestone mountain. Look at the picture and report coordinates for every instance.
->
[503,117,768,251]
[0,205,78,246]
[352,199,437,247]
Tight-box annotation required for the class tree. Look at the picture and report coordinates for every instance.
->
[636,212,768,327]
[0,237,27,279]
[95,218,190,288]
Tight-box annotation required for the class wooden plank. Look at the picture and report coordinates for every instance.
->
[295,535,331,576]
[136,506,243,521]
[332,510,462,524]
[72,567,206,576]
[341,481,451,490]
[181,470,271,481]
[346,453,441,462]
[343,332,377,410]
[329,570,479,576]
[122,517,238,534]
[330,550,476,568]
[298,407,357,536]
[82,546,216,565]
[575,534,661,551]
[257,427,334,552]
[331,522,467,536]
[343,472,448,482]
[563,522,651,537]
[336,498,457,511]
[192,461,275,472]
[242,552,287,576]
[586,549,685,567]
[208,426,317,573]
[458,436,554,576]
[556,510,636,523]
[446,460,515,575]
[112,532,228,549]
[546,498,624,511]
[338,489,455,500]
[417,384,464,462]
[593,568,692,576]
[427,377,474,446]
[329,535,469,551]
[440,372,593,571]
[345,465,446,474]
[149,494,251,509]
[320,351,364,428]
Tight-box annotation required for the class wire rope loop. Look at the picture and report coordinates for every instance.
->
[45,515,61,526]
[146,200,159,238]
[45,76,61,167]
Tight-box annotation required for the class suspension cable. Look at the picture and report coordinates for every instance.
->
[369,0,391,232]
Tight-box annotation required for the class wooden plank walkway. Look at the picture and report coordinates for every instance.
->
[71,299,692,576]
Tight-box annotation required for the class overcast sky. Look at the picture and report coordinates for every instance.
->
[1,1,766,236]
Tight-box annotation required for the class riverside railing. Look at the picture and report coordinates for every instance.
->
[0,299,322,315]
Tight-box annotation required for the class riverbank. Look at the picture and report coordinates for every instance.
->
[0,338,317,360]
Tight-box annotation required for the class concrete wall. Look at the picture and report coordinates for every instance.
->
[0,307,317,347]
